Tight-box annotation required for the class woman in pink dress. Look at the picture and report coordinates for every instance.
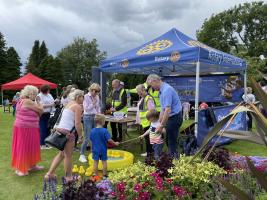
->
[11,85,44,176]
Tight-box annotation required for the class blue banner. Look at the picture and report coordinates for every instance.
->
[163,75,244,102]
[197,105,247,146]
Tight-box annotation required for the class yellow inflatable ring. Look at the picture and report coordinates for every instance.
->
[88,149,134,171]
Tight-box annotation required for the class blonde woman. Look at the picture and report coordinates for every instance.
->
[136,84,155,157]
[11,85,44,176]
[79,83,101,163]
[45,89,84,181]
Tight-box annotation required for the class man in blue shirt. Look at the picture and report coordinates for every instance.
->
[146,74,183,159]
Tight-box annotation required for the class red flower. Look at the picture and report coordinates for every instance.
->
[150,172,159,178]
[166,178,173,184]
[142,182,149,188]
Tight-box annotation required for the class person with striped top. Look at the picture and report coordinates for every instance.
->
[140,109,164,160]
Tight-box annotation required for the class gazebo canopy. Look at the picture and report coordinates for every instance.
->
[100,28,246,75]
[1,73,57,90]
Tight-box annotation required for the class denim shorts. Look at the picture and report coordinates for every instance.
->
[92,152,108,161]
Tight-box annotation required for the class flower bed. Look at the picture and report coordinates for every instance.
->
[35,152,267,199]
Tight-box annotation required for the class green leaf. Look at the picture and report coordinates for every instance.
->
[189,114,233,163]
[250,77,267,111]
[223,130,267,145]
[246,156,267,192]
[257,70,267,81]
[218,178,253,200]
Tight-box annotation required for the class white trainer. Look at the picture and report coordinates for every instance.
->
[79,155,87,163]
[140,152,147,157]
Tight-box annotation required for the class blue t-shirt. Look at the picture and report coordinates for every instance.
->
[90,128,111,154]
[160,82,182,116]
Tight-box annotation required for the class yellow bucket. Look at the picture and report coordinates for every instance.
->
[88,149,134,171]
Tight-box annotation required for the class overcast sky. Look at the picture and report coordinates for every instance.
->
[0,0,265,65]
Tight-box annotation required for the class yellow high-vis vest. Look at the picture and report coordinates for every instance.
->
[148,87,161,112]
[139,95,154,128]
[112,88,128,114]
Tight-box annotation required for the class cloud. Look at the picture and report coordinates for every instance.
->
[0,0,262,66]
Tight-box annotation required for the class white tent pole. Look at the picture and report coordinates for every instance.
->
[194,61,200,137]
[100,71,103,108]
[244,69,247,99]
[1,90,3,105]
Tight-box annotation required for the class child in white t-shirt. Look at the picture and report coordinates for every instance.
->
[140,109,164,160]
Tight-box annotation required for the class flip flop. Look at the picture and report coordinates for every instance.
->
[15,170,29,176]
[29,165,45,172]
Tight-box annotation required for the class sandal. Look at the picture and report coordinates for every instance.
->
[15,170,29,176]
[29,165,45,172]
[44,173,57,181]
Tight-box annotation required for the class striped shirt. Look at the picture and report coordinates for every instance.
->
[149,121,164,144]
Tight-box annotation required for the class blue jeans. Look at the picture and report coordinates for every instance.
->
[80,114,95,155]
[153,143,163,160]
[166,112,183,159]
[39,113,51,145]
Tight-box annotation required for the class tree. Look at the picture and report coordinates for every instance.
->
[4,47,21,82]
[39,55,64,85]
[57,38,106,88]
[0,32,7,85]
[26,40,40,74]
[39,41,48,63]
[197,1,267,57]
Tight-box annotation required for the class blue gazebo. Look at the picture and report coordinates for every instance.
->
[99,28,247,136]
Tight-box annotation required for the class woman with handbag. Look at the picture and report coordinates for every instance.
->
[45,89,84,182]
[11,85,44,176]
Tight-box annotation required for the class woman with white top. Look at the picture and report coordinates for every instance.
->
[37,84,55,149]
[79,83,101,163]
[242,87,255,130]
[45,89,84,182]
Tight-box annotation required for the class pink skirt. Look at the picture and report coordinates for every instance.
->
[11,126,41,173]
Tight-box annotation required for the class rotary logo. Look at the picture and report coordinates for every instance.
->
[120,59,129,68]
[187,40,214,51]
[137,40,173,55]
[170,51,180,62]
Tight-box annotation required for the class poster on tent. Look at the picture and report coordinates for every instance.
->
[197,105,247,146]
[163,74,244,103]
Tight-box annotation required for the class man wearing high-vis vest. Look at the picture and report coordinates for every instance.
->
[147,74,183,159]
[110,79,127,141]
[136,84,155,157]
[129,83,161,113]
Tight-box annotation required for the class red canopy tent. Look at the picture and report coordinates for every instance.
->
[1,73,57,104]
[1,73,57,90]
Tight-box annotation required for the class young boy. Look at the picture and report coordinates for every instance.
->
[140,109,164,160]
[90,114,119,177]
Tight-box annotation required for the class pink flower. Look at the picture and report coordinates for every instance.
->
[139,191,151,200]
[116,182,126,193]
[134,184,143,192]
[156,185,163,191]
[173,185,188,197]
[150,172,159,178]
[119,194,126,200]
[110,191,116,196]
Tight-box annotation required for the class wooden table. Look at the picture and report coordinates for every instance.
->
[105,115,136,142]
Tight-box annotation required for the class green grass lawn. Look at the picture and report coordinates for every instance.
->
[0,107,267,199]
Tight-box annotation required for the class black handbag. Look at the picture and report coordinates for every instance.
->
[45,108,72,151]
